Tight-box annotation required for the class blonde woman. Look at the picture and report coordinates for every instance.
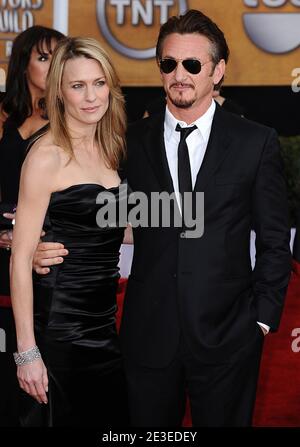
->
[0,25,64,427]
[10,37,129,427]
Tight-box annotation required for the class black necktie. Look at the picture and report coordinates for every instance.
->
[176,124,197,217]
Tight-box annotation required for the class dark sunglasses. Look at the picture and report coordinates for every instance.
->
[159,58,210,75]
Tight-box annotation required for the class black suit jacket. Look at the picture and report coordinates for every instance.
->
[120,105,291,367]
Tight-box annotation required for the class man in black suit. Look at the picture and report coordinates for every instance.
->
[33,10,291,426]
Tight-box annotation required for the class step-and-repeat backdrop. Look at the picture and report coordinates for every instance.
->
[0,0,298,275]
[1,0,300,87]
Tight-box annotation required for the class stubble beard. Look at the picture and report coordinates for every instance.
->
[169,96,196,109]
[168,88,196,109]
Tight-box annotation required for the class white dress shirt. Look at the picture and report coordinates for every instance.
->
[164,100,215,208]
[163,100,269,335]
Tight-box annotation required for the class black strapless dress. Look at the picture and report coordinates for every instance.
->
[20,182,129,427]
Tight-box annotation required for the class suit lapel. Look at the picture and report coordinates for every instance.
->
[142,105,232,195]
[194,104,231,192]
[143,112,175,195]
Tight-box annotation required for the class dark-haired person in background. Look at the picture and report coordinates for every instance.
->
[0,25,64,427]
[33,10,291,426]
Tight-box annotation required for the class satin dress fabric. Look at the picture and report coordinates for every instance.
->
[20,182,129,427]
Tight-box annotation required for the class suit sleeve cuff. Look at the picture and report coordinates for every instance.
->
[257,322,270,334]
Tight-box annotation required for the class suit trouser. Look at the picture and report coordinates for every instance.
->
[124,325,265,427]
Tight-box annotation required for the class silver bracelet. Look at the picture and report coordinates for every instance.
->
[13,345,42,366]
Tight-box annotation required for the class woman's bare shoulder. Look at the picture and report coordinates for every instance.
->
[23,132,67,174]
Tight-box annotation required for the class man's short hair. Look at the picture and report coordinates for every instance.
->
[156,9,229,89]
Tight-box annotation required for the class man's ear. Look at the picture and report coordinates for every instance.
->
[212,59,226,86]
[157,58,163,82]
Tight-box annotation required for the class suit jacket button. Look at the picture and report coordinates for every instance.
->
[180,232,186,238]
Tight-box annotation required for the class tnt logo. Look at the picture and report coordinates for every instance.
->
[96,0,189,59]
[243,0,300,53]
[0,328,6,352]
[110,0,180,25]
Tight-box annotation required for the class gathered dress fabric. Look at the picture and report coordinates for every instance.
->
[21,181,129,427]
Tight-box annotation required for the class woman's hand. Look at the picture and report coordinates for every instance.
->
[0,229,13,249]
[0,212,15,249]
[17,358,49,404]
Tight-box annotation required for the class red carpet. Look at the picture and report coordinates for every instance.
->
[253,269,300,427]
[116,273,300,427]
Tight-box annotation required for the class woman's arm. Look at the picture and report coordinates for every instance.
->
[10,141,59,404]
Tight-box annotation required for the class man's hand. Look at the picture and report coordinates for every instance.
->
[33,242,68,274]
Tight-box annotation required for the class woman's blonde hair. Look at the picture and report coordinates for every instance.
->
[46,37,126,169]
